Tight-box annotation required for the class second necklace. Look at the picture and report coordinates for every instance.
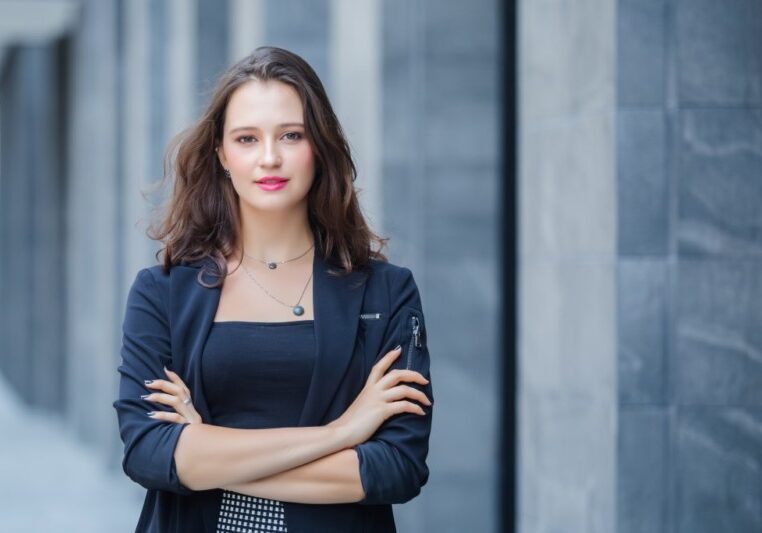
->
[241,262,312,316]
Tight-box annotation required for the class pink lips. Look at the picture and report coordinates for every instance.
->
[255,176,289,191]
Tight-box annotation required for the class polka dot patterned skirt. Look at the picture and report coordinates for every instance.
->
[216,490,288,532]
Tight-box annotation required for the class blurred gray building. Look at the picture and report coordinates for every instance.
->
[0,0,760,532]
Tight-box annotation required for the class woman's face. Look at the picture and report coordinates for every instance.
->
[217,79,316,214]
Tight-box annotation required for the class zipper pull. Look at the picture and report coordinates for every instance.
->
[412,316,421,348]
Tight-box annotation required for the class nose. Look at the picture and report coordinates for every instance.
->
[259,138,282,167]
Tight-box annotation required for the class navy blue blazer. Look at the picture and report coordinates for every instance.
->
[112,251,434,532]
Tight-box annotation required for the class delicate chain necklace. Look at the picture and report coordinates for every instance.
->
[243,243,315,270]
[240,251,313,316]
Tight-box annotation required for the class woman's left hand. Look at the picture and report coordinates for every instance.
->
[143,366,204,425]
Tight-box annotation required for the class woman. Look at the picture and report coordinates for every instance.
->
[112,46,434,533]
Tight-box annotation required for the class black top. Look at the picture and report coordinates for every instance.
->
[202,319,316,429]
[201,319,316,532]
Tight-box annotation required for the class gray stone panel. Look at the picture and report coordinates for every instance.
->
[426,162,498,220]
[264,0,330,95]
[676,259,762,405]
[677,109,762,256]
[618,407,668,533]
[618,259,668,405]
[675,407,762,533]
[149,0,168,184]
[676,0,762,106]
[196,0,229,111]
[426,259,497,382]
[383,0,501,530]
[618,109,668,256]
[424,0,496,59]
[618,0,665,106]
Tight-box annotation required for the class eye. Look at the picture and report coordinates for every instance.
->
[283,131,303,141]
[236,135,255,144]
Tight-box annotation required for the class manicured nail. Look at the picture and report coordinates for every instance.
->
[144,380,153,385]
[146,411,155,417]
[140,394,150,399]
[394,344,402,351]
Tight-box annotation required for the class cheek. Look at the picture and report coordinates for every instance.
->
[223,143,251,169]
[295,144,315,170]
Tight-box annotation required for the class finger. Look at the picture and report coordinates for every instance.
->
[384,384,432,406]
[163,367,191,396]
[147,411,187,424]
[145,379,185,397]
[369,345,402,380]
[378,369,429,389]
[388,400,426,417]
[142,392,185,409]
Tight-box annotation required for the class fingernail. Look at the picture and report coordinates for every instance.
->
[146,411,155,417]
[144,380,153,385]
[140,394,150,400]
[394,344,402,351]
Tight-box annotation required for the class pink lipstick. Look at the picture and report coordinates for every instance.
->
[255,176,289,191]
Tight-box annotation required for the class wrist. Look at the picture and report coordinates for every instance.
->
[328,422,353,449]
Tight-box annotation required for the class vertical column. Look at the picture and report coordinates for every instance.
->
[122,0,152,281]
[65,0,120,454]
[382,0,501,531]
[329,0,382,235]
[0,40,68,414]
[517,1,617,532]
[264,0,330,89]
[196,0,229,113]
[229,0,265,63]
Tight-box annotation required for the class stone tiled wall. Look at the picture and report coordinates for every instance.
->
[617,1,762,532]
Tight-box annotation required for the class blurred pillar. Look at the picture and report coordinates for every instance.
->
[381,0,502,531]
[330,0,382,235]
[0,40,67,415]
[64,0,120,454]
[517,1,618,532]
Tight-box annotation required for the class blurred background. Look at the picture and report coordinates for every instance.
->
[0,0,760,532]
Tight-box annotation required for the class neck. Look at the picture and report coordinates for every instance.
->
[235,201,314,261]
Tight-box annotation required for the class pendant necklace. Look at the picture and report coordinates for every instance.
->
[243,242,315,270]
[240,246,313,316]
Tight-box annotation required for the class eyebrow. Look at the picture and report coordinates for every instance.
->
[229,123,305,133]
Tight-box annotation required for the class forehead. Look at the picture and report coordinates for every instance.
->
[224,79,303,130]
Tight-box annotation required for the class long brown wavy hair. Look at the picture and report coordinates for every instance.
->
[145,46,389,287]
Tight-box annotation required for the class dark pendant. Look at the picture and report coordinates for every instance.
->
[267,262,278,270]
[293,305,304,316]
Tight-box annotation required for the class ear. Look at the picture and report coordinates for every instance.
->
[215,145,228,169]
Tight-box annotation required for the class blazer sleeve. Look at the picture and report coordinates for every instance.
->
[352,266,434,505]
[112,268,194,495]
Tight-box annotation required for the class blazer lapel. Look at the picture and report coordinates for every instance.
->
[299,252,367,426]
[169,252,368,428]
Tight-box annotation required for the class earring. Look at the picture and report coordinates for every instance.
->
[224,168,232,179]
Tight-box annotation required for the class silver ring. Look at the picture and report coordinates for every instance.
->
[182,397,191,405]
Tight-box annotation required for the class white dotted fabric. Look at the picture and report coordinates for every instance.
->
[216,490,288,532]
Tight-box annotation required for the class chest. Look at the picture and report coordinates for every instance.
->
[213,262,315,322]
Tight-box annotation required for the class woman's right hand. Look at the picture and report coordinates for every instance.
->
[328,345,431,447]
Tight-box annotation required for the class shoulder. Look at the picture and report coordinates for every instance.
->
[130,264,172,301]
[364,259,420,313]
[365,258,415,287]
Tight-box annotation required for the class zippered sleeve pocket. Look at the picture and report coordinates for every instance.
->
[402,306,426,371]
